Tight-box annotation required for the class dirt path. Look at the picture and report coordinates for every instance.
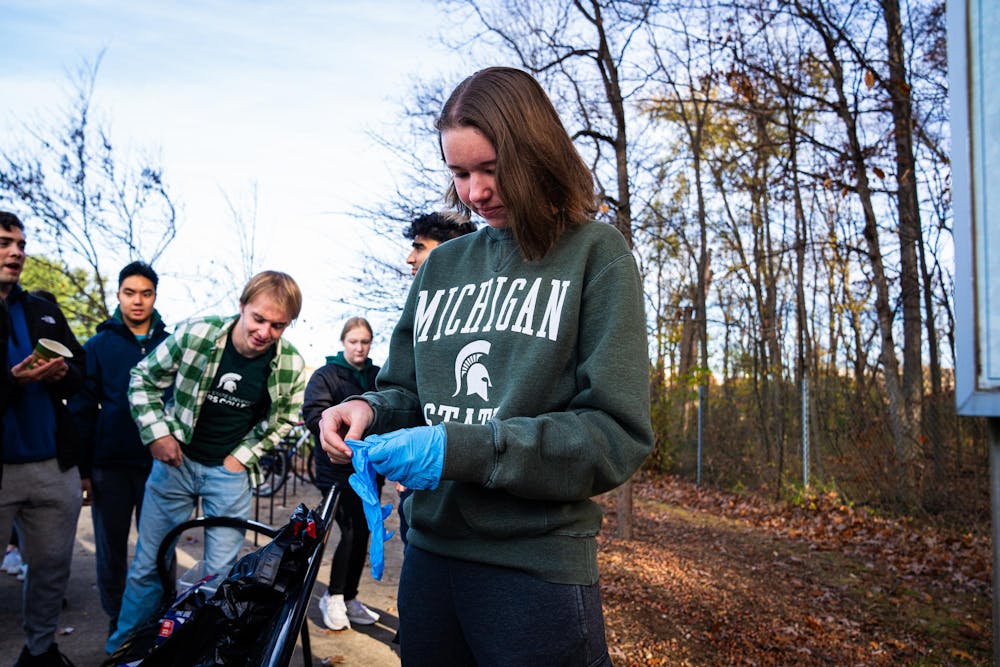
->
[0,483,403,666]
[598,475,992,666]
[1,473,989,666]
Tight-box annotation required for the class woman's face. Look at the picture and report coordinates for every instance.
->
[441,126,507,228]
[342,326,372,368]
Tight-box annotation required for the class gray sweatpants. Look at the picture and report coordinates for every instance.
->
[0,459,81,655]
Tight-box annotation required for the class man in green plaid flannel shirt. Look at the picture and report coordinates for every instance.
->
[107,270,306,652]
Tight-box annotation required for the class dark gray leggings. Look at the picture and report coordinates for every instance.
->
[398,545,613,666]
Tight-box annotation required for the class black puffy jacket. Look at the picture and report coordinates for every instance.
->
[301,353,378,489]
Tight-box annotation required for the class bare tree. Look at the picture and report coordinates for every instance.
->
[342,76,455,321]
[643,0,726,481]
[0,52,177,322]
[222,181,261,286]
[790,0,920,503]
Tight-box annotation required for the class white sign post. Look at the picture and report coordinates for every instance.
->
[950,1,1000,661]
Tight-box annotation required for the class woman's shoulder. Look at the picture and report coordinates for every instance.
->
[555,221,633,266]
[320,359,352,378]
[572,220,629,247]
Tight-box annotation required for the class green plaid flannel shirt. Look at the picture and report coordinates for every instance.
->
[129,314,306,487]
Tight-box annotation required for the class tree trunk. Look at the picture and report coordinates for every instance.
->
[576,0,637,538]
[881,0,924,499]
[796,0,912,502]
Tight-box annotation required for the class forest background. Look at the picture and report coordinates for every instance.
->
[1,0,985,530]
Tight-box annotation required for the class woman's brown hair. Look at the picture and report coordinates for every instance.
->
[340,316,373,341]
[436,67,596,261]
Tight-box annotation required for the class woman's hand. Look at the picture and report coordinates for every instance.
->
[320,399,375,464]
[362,424,446,490]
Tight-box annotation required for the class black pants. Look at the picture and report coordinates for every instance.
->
[319,471,382,599]
[91,465,150,624]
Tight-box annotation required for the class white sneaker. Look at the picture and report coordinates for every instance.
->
[345,598,379,625]
[1,548,21,575]
[318,592,349,630]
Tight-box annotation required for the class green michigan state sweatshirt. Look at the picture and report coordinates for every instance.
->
[362,221,653,585]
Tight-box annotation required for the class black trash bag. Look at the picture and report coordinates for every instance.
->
[104,503,325,667]
[101,577,216,667]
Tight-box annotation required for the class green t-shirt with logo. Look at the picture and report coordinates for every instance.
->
[185,334,275,466]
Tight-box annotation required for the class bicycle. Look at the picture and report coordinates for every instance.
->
[254,422,317,497]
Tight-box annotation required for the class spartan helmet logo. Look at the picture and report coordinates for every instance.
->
[452,340,492,401]
[217,372,242,393]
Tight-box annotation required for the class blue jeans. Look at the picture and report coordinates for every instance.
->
[398,546,613,666]
[106,458,251,653]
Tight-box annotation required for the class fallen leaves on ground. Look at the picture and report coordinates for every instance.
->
[597,473,992,666]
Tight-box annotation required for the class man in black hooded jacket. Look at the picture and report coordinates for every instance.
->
[0,210,86,667]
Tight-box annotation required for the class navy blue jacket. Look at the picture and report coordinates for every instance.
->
[68,307,169,477]
[0,285,86,473]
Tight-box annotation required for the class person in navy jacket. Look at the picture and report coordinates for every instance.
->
[68,261,169,632]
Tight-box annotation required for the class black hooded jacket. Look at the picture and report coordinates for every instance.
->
[0,285,86,478]
[301,352,378,489]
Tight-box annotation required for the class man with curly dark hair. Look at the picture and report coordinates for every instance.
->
[403,211,475,276]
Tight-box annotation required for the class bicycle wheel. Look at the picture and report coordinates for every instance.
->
[254,446,288,497]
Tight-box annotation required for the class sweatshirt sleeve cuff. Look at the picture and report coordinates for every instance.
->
[441,421,497,485]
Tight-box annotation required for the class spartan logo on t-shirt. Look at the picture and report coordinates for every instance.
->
[217,372,242,393]
[206,372,252,408]
[452,340,492,401]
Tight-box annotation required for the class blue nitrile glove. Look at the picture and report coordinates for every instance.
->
[362,424,446,491]
[346,439,394,581]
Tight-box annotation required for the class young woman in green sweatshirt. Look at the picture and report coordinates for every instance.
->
[320,66,653,666]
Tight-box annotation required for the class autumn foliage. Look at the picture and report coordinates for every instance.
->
[598,473,991,666]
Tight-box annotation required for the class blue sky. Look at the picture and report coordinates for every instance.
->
[1,0,466,366]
